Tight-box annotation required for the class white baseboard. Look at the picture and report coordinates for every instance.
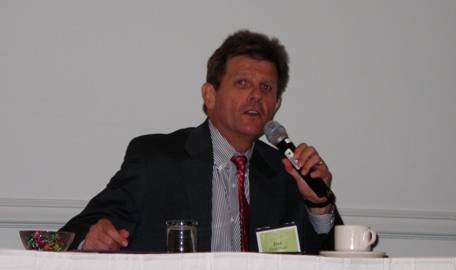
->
[1,198,456,241]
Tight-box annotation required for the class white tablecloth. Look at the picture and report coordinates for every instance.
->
[1,249,455,270]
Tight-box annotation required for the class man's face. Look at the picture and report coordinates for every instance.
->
[202,55,281,150]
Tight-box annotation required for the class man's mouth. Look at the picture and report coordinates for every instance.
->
[245,110,260,116]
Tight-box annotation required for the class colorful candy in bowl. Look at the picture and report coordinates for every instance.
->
[19,230,75,251]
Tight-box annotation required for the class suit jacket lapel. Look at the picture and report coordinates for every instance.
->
[181,120,213,251]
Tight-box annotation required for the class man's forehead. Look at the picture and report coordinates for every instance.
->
[226,57,277,77]
[227,55,274,66]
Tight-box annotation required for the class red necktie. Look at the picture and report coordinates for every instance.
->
[231,155,249,252]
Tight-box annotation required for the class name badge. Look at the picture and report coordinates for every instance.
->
[256,224,301,253]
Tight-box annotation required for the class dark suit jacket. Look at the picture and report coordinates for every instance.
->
[61,120,342,252]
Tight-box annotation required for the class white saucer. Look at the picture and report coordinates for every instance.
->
[319,250,386,258]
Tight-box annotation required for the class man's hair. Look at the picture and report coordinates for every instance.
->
[205,30,289,111]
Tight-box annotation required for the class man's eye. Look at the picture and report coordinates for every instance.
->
[261,84,273,92]
[236,79,249,88]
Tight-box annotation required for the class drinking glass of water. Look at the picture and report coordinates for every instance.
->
[166,220,198,253]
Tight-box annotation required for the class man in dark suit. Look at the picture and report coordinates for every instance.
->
[61,30,342,252]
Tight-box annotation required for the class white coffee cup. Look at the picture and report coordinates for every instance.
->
[335,225,377,252]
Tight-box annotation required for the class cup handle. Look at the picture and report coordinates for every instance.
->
[366,229,377,247]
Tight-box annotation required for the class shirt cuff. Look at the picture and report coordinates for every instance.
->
[77,240,85,250]
[306,206,335,234]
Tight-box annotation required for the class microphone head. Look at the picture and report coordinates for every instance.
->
[264,120,288,145]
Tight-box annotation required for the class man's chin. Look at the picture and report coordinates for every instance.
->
[238,116,269,135]
[239,126,264,139]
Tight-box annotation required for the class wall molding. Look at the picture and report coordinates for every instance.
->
[0,198,85,229]
[340,208,456,241]
[341,208,456,221]
[1,198,456,241]
[0,198,86,209]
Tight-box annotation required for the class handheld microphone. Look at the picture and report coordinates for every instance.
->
[264,120,335,204]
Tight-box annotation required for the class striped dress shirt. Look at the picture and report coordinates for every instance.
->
[209,121,254,251]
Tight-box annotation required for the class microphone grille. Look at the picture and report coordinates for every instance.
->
[264,120,288,145]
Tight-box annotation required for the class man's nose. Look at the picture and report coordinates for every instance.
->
[248,85,262,101]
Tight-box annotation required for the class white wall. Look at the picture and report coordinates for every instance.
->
[1,0,455,257]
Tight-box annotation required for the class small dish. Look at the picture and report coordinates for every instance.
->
[320,250,386,258]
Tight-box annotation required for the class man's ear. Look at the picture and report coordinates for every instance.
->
[201,82,216,110]
[274,97,282,113]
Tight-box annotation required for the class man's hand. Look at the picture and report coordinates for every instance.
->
[281,143,333,214]
[82,218,129,251]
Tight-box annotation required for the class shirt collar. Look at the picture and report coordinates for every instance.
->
[208,120,254,168]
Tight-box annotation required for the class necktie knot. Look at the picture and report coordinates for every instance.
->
[230,155,247,171]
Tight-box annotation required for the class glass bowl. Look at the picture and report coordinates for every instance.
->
[19,230,75,251]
